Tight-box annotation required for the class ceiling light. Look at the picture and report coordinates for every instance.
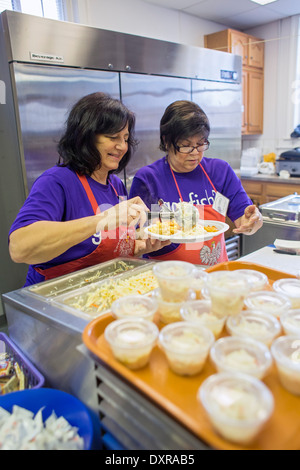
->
[250,0,278,5]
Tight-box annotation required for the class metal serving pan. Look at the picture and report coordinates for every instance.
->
[27,258,148,299]
[51,262,157,320]
[260,194,300,223]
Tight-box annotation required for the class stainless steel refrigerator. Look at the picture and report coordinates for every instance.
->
[0,10,242,300]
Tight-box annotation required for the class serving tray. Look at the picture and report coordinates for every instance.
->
[83,261,300,450]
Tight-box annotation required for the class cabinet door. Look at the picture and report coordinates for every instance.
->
[248,71,264,134]
[248,37,264,68]
[242,70,248,133]
[230,31,248,66]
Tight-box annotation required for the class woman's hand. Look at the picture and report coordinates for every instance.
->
[233,204,263,236]
[134,238,171,257]
[96,196,148,232]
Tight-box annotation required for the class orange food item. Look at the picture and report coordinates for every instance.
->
[204,225,218,232]
[148,220,180,236]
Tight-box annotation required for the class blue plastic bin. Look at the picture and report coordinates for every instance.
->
[0,388,94,450]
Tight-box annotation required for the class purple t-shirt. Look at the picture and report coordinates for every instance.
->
[9,166,128,286]
[129,156,252,258]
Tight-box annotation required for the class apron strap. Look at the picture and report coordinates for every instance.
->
[76,173,122,214]
[168,160,217,200]
[76,173,99,214]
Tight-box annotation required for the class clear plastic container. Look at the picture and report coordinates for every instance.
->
[111,295,158,321]
[152,261,194,302]
[206,271,250,318]
[273,278,300,309]
[198,372,274,445]
[151,288,194,324]
[190,268,209,300]
[226,310,281,347]
[159,321,214,376]
[244,290,291,318]
[280,309,300,336]
[180,299,226,337]
[271,335,300,395]
[209,336,272,379]
[234,269,269,291]
[104,318,159,370]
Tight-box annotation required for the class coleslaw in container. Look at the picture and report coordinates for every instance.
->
[104,318,159,370]
[198,372,274,445]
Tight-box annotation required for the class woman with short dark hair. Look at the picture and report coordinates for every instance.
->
[9,92,168,286]
[130,100,263,267]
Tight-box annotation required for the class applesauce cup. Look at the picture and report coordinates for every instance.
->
[206,271,249,318]
[152,261,194,302]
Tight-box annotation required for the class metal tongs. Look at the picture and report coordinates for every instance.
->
[157,199,199,229]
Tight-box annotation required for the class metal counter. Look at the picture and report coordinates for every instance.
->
[242,194,300,256]
[2,258,150,413]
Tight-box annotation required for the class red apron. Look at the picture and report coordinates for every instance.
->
[147,163,228,266]
[35,174,135,281]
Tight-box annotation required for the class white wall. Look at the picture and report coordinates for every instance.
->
[243,16,300,158]
[70,0,300,160]
[72,0,228,46]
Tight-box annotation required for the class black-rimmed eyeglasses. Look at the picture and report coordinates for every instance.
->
[175,140,210,154]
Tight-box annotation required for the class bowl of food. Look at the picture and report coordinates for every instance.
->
[234,269,269,291]
[0,388,95,450]
[271,335,300,395]
[209,336,272,379]
[198,372,274,445]
[206,271,249,318]
[226,310,281,347]
[272,279,300,309]
[104,318,159,370]
[152,261,194,302]
[280,309,300,336]
[111,295,158,322]
[159,321,214,376]
[244,290,291,319]
[180,299,226,337]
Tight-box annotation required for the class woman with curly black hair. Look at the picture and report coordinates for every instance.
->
[9,92,167,286]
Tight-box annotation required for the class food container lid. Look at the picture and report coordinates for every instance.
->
[234,269,268,291]
[206,271,249,292]
[105,318,159,349]
[244,290,291,315]
[159,321,214,354]
[153,261,194,280]
[271,335,300,369]
[280,309,300,335]
[226,310,281,341]
[198,372,274,424]
[111,295,158,320]
[209,336,272,377]
[273,278,300,300]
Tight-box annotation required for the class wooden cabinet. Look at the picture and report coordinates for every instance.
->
[241,178,299,206]
[204,29,264,135]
